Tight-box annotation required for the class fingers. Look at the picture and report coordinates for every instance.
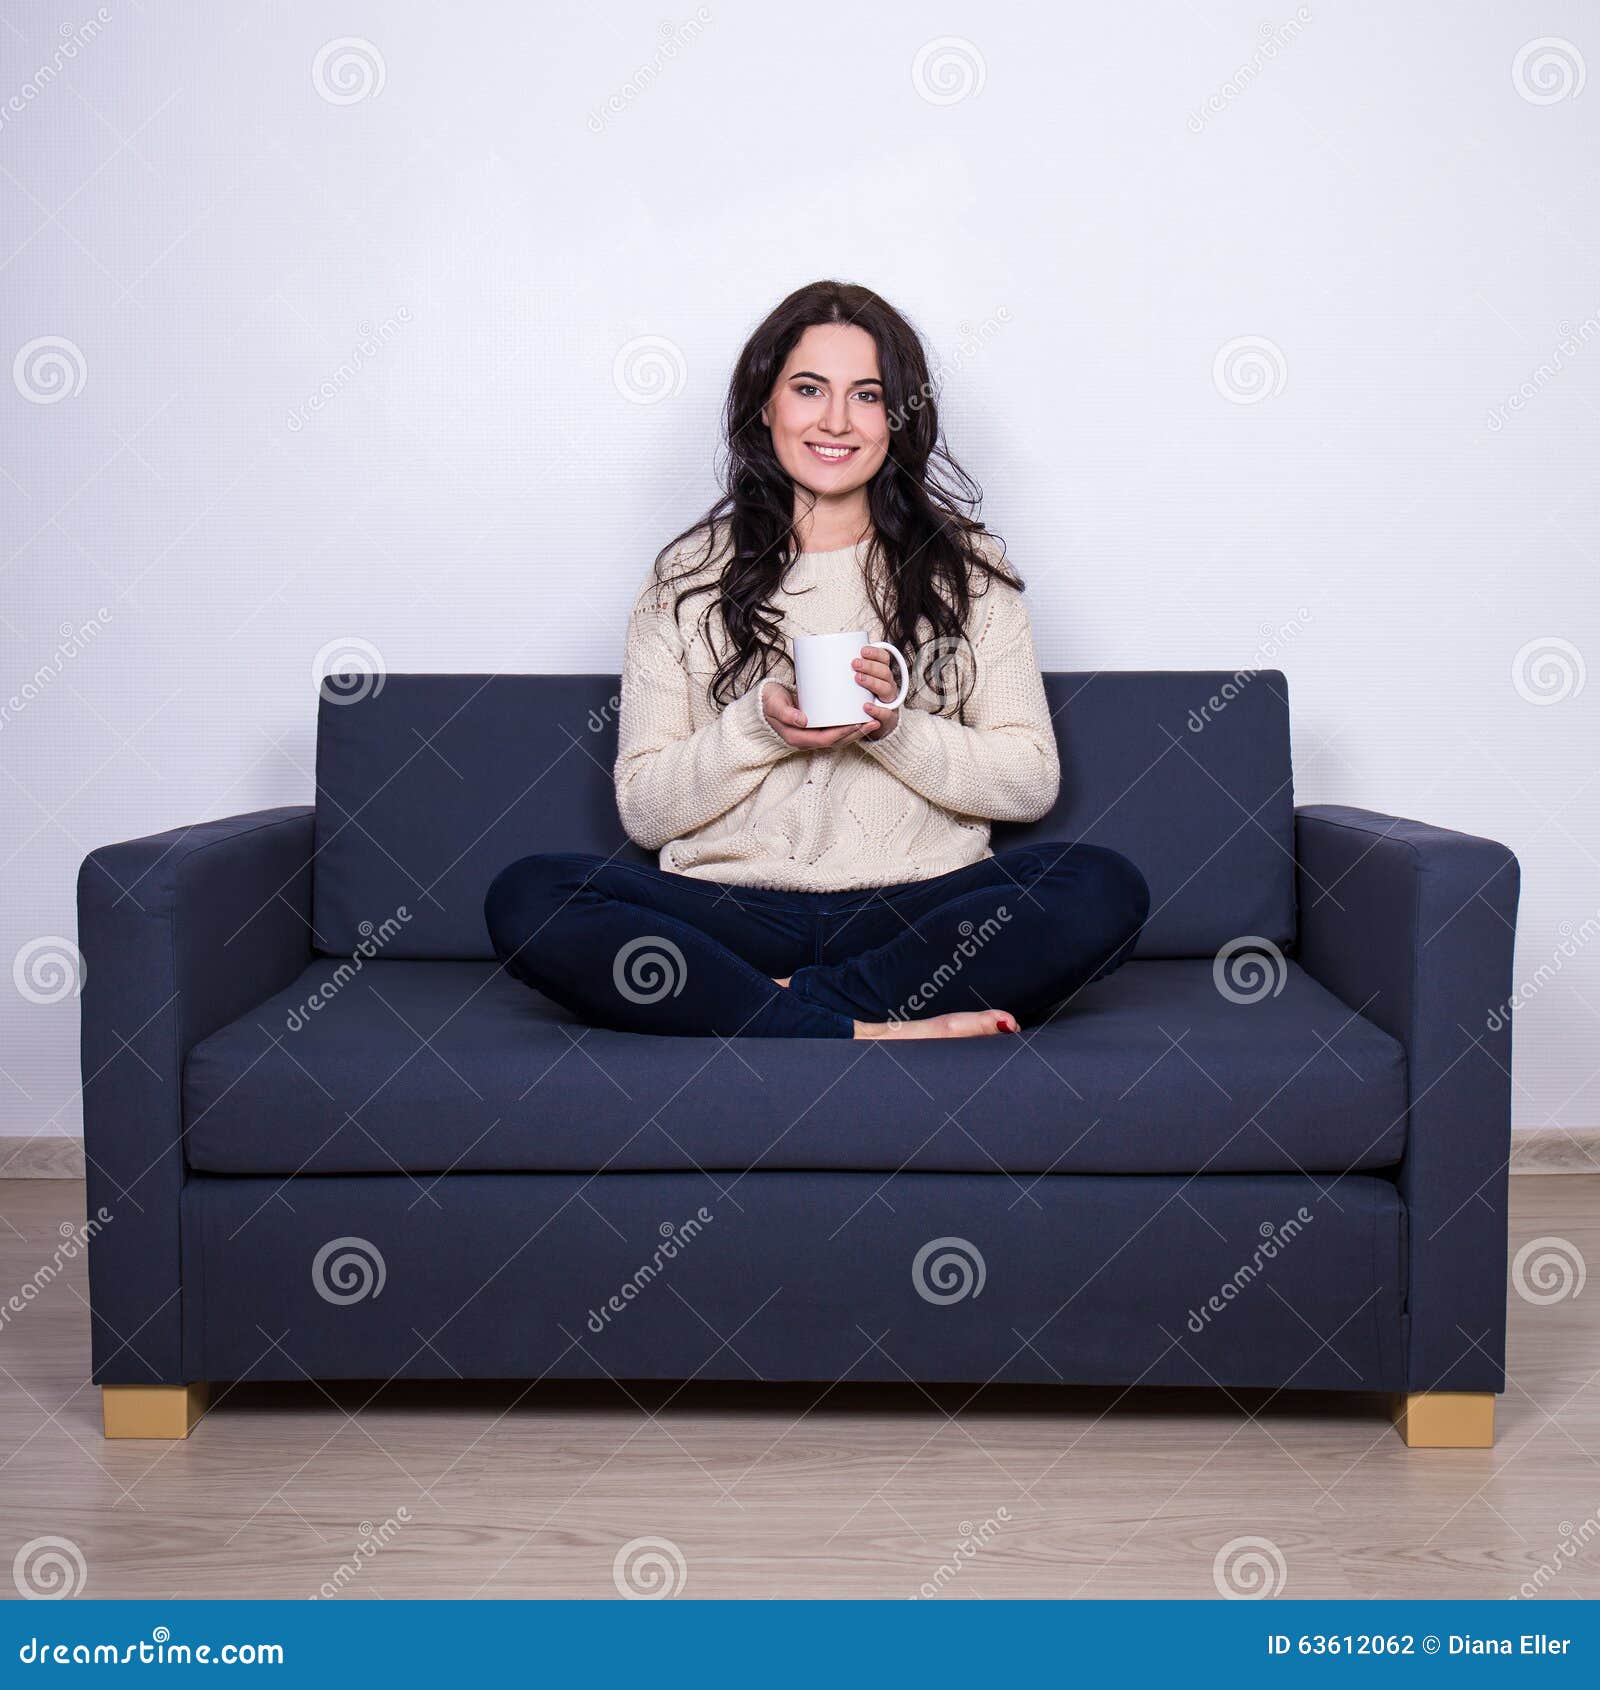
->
[762,683,807,728]
[784,722,870,749]
[858,702,891,738]
[808,722,872,747]
[852,652,896,701]
[764,671,886,748]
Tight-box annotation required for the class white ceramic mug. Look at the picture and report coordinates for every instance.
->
[790,630,912,728]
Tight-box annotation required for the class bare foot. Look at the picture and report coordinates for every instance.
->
[854,1009,1019,1040]
[771,976,791,989]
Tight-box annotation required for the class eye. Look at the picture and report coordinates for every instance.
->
[853,389,882,404]
[793,382,822,398]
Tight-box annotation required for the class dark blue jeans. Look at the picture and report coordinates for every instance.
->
[485,842,1149,1040]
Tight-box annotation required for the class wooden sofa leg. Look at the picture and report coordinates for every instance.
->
[1391,1391,1495,1448]
[102,1384,208,1440]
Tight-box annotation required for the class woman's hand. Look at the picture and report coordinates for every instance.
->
[760,682,874,750]
[852,645,901,740]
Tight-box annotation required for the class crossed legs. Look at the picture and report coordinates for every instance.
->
[484,843,1149,1041]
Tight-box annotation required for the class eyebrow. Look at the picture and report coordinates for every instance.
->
[790,370,883,387]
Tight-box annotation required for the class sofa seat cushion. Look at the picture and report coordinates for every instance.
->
[183,959,1406,1177]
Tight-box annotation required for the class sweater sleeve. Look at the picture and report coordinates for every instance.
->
[613,570,793,852]
[859,581,1061,823]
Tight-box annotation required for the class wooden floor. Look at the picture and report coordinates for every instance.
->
[2,1176,1596,1601]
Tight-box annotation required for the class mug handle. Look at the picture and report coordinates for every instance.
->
[868,643,912,711]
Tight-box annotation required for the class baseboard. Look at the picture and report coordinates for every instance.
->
[0,1131,1594,1180]
[0,1137,86,1178]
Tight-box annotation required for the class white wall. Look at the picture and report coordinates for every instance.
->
[3,0,1596,1144]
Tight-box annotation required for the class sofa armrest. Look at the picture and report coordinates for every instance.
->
[77,806,315,1383]
[1294,805,1520,1392]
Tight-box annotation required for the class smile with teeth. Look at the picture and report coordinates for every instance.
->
[805,442,859,461]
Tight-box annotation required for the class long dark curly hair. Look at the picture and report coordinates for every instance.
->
[653,279,1021,715]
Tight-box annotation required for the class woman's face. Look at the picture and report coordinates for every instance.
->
[761,323,890,502]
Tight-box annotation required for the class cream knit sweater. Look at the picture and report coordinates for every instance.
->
[613,532,1061,892]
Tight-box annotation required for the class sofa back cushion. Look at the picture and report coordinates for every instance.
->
[312,671,1294,960]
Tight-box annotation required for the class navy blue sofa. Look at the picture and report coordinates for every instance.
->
[77,672,1520,1445]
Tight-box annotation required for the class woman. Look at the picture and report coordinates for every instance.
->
[486,280,1148,1040]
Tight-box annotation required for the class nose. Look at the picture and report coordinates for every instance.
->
[819,391,851,435]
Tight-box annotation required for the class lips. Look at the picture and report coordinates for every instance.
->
[805,442,859,463]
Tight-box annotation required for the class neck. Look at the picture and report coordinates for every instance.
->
[793,489,871,554]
